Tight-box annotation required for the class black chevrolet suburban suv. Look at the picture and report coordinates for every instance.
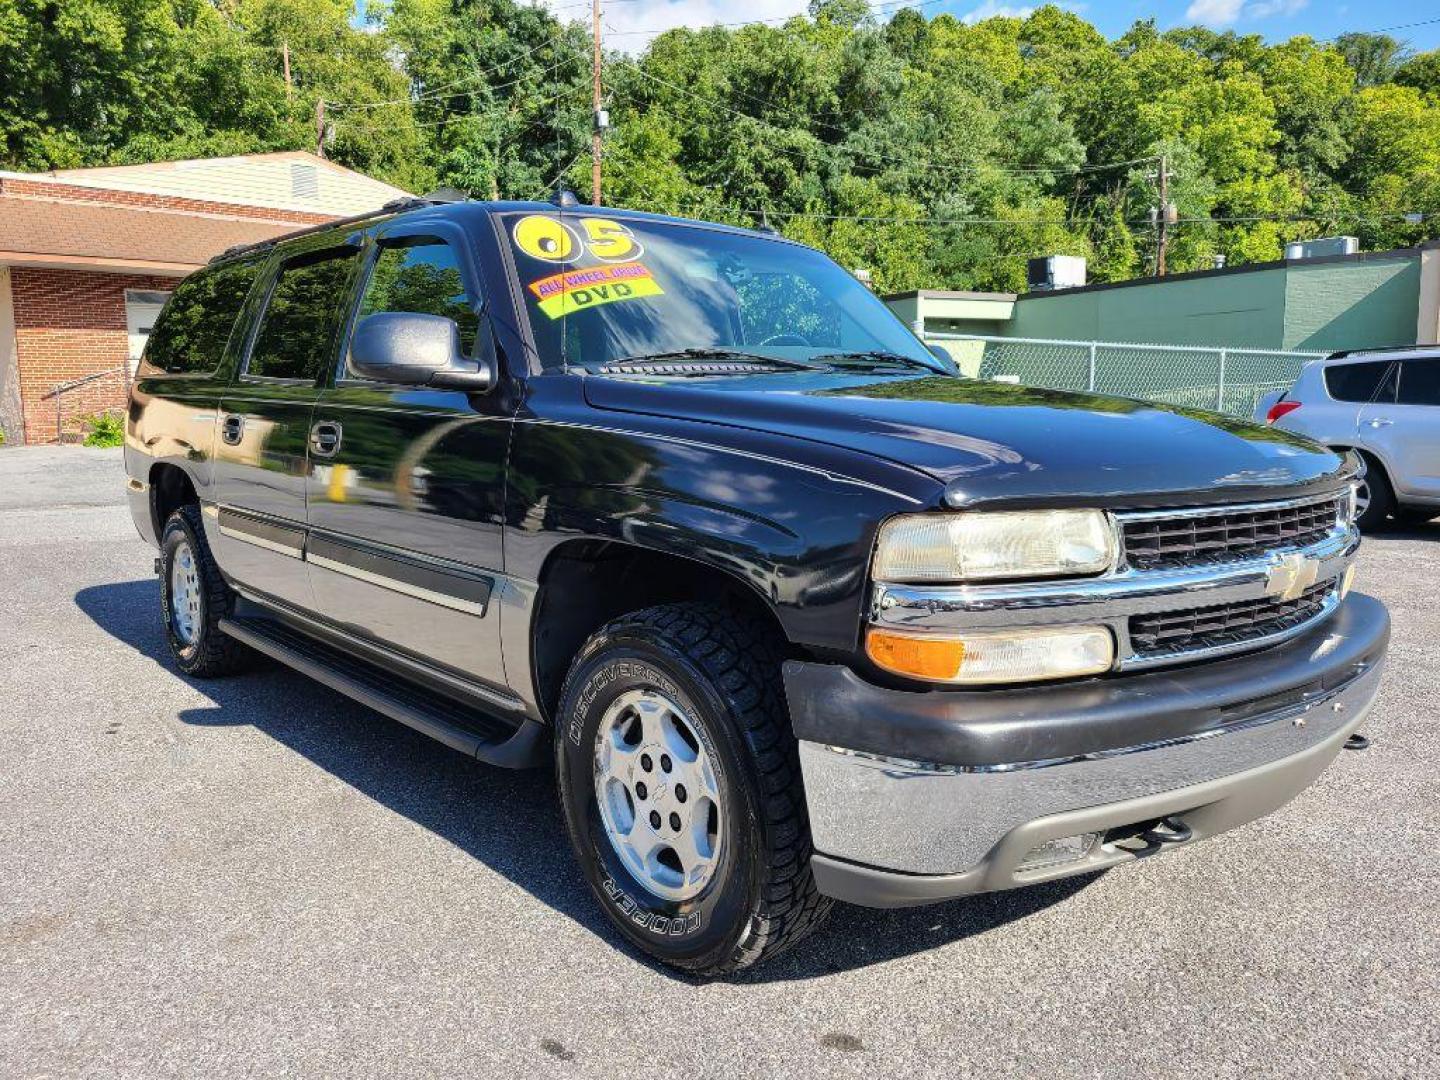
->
[125,195,1390,975]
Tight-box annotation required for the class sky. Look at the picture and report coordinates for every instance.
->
[530,0,1440,54]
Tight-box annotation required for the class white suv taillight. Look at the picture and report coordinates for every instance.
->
[1266,400,1302,425]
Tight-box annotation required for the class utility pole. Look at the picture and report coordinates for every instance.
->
[282,42,292,100]
[1155,153,1173,277]
[591,0,603,205]
[315,98,326,159]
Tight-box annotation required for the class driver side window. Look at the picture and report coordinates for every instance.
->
[351,239,479,377]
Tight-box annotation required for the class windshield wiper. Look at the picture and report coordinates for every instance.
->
[598,348,820,374]
[809,350,942,372]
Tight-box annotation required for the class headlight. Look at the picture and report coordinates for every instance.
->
[866,625,1115,684]
[873,509,1117,583]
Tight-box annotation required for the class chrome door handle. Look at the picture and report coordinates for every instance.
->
[310,421,343,457]
[220,414,244,445]
[1366,417,1393,428]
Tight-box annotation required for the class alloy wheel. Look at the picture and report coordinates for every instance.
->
[593,689,723,902]
[170,540,202,646]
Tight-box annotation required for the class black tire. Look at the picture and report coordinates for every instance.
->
[1356,457,1395,531]
[555,603,832,976]
[159,505,253,677]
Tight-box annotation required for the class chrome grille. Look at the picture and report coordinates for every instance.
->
[1128,581,1335,657]
[1122,496,1342,571]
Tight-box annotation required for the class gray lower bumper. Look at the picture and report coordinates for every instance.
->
[801,655,1384,908]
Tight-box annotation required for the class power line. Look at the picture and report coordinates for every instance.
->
[327,35,567,110]
[335,83,585,133]
[533,146,590,199]
[1313,16,1440,43]
[641,200,1430,228]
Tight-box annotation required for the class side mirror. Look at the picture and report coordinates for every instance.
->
[349,311,493,392]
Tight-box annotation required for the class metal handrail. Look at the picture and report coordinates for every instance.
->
[44,365,130,444]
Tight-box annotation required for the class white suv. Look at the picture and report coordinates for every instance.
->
[1259,349,1440,529]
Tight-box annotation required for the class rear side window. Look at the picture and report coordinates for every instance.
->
[1324,360,1396,403]
[1398,359,1440,405]
[246,249,361,381]
[141,258,262,375]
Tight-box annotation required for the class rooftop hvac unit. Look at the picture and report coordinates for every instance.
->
[1284,236,1359,260]
[1027,255,1087,291]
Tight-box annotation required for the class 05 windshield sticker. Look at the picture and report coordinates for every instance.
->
[527,262,664,319]
[512,214,582,263]
[511,214,645,264]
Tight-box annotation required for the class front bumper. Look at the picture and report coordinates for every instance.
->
[788,592,1389,907]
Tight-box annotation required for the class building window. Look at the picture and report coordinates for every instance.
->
[124,289,172,375]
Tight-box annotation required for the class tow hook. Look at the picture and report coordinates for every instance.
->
[1140,817,1193,846]
[1114,816,1193,855]
[1344,733,1371,751]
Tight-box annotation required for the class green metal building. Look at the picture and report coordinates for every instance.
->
[886,240,1440,356]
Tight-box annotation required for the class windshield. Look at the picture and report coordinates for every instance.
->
[502,211,942,374]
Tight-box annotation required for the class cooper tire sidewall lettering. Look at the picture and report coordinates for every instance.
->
[557,639,757,961]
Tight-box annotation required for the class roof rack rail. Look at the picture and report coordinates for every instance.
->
[1326,343,1440,360]
[210,194,461,265]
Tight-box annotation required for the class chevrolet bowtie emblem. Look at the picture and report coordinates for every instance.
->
[1265,552,1321,601]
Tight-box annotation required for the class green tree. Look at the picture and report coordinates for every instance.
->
[1334,32,1408,88]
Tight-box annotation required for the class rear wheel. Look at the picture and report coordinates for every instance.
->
[555,603,831,975]
[159,505,253,677]
[1355,457,1394,531]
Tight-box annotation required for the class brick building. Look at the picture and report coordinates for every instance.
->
[0,152,411,443]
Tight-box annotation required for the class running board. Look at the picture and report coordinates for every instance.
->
[218,615,547,768]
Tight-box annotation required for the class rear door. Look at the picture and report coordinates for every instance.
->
[303,216,511,690]
[212,240,364,608]
[1318,358,1395,445]
[1360,356,1440,500]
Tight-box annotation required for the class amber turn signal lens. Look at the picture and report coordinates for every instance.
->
[865,629,966,681]
[866,625,1115,684]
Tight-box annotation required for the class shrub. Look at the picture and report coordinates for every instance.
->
[80,411,125,448]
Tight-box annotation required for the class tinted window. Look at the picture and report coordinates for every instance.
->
[353,239,479,360]
[142,258,261,374]
[1324,360,1396,403]
[247,250,360,381]
[1397,359,1440,405]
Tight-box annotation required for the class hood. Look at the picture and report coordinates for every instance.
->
[583,372,1352,508]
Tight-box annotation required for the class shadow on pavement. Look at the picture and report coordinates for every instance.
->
[1379,516,1440,541]
[75,577,1094,983]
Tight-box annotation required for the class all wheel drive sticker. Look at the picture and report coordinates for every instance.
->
[512,214,665,319]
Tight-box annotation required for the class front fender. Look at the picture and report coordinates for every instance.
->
[506,378,939,653]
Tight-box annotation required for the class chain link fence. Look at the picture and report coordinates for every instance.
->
[42,367,131,444]
[925,333,1326,420]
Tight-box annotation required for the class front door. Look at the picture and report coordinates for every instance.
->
[304,218,511,691]
[1359,356,1440,501]
[212,242,363,608]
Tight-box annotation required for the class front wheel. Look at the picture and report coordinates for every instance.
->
[555,603,831,975]
[159,505,253,677]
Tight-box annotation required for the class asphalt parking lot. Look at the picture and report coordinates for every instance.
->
[2,445,1438,1078]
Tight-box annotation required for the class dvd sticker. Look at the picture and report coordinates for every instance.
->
[528,262,664,319]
